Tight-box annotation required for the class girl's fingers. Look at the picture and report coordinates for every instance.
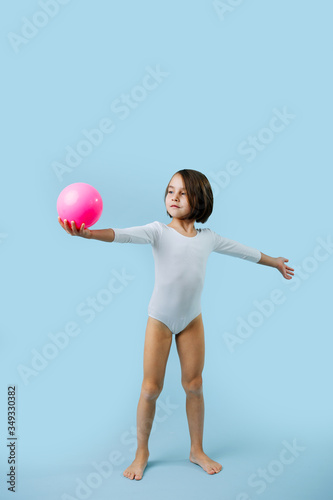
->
[71,221,78,234]
[63,219,71,234]
[58,216,66,228]
[65,219,74,235]
[59,217,86,236]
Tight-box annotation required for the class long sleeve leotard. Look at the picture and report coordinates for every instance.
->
[113,221,261,334]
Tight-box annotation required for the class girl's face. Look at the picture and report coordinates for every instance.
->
[165,174,192,219]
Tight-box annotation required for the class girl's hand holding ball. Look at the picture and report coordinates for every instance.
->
[58,216,92,238]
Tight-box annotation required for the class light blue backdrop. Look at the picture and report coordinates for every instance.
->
[1,1,332,499]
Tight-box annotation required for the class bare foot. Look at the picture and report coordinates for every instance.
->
[123,450,149,480]
[189,450,222,475]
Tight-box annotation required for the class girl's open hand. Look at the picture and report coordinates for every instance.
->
[58,216,92,239]
[275,257,294,280]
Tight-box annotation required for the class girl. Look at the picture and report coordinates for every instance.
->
[58,169,294,480]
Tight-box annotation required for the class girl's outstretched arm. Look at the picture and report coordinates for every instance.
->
[58,217,115,242]
[257,252,294,280]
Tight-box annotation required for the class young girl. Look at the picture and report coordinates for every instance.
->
[58,169,294,480]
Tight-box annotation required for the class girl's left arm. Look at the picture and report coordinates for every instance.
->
[257,252,294,280]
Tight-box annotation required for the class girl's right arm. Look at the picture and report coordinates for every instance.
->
[58,217,115,242]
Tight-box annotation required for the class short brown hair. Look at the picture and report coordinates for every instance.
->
[164,169,214,224]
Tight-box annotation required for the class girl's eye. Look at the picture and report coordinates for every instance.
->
[168,191,186,195]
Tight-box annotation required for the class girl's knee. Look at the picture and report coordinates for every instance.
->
[182,376,203,395]
[141,380,163,400]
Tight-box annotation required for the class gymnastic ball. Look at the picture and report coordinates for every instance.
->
[57,182,103,230]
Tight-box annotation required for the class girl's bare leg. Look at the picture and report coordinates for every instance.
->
[175,314,222,475]
[123,317,172,480]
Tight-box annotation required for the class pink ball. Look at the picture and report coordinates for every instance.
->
[57,182,103,230]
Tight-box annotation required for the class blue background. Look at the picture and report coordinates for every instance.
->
[1,1,332,499]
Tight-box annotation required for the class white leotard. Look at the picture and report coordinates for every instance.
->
[113,221,261,335]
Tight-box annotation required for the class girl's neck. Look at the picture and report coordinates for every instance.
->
[167,218,196,235]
